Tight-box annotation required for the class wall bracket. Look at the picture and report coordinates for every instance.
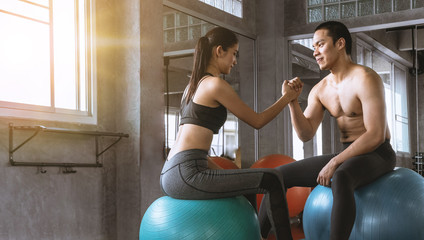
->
[8,123,129,173]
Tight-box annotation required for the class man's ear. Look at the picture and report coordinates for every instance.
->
[337,37,346,50]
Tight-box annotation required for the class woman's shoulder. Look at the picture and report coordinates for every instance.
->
[199,75,230,92]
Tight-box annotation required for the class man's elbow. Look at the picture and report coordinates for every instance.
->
[369,131,386,147]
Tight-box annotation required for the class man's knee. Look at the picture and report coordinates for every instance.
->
[332,169,353,187]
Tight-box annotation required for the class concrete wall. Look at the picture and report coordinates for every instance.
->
[138,0,165,235]
[254,0,289,160]
[0,0,164,239]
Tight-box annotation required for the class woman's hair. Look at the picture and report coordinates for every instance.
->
[315,21,352,56]
[184,26,238,103]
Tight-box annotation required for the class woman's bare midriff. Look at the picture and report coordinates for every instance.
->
[167,124,214,160]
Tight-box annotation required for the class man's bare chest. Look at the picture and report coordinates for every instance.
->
[320,88,362,118]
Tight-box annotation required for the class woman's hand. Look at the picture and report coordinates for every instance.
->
[282,77,303,101]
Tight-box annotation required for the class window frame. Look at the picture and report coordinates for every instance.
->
[0,0,97,125]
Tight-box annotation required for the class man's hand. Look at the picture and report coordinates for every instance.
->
[317,159,339,186]
[282,77,303,101]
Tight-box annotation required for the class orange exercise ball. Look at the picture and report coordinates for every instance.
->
[209,156,239,169]
[251,154,311,218]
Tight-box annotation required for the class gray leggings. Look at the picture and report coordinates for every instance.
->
[160,149,292,240]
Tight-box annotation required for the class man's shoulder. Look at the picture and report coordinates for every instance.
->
[311,76,327,91]
[350,64,381,83]
[352,64,378,76]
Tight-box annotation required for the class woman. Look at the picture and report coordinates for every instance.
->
[160,26,301,240]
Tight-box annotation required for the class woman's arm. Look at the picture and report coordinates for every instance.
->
[211,77,301,129]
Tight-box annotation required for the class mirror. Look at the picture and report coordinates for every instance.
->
[162,6,256,167]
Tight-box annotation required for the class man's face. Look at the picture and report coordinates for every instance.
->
[312,29,340,70]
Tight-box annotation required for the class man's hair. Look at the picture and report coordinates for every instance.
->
[315,21,352,56]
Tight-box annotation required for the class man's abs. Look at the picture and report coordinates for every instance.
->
[336,115,366,142]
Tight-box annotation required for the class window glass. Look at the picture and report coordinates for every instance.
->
[198,0,243,18]
[53,0,77,109]
[210,114,238,158]
[394,65,409,152]
[307,0,424,23]
[164,110,179,150]
[0,0,95,123]
[293,126,304,160]
[316,123,323,155]
[0,12,50,106]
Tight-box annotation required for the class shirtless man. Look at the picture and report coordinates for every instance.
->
[258,21,397,239]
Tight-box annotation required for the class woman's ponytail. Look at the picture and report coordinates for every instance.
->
[185,36,210,102]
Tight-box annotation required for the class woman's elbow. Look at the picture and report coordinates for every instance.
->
[251,122,265,130]
[249,117,268,129]
[299,133,313,142]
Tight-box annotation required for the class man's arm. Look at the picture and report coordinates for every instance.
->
[334,70,386,161]
[317,69,387,186]
[289,84,325,142]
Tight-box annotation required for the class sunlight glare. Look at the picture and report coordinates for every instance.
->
[0,12,50,106]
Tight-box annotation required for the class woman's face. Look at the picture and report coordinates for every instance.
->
[218,43,239,75]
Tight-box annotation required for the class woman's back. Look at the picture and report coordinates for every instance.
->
[167,77,224,160]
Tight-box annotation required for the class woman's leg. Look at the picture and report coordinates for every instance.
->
[258,154,334,238]
[259,171,292,240]
[160,150,293,240]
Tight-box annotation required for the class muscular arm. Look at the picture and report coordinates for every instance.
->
[289,84,325,142]
[332,70,387,166]
[317,69,388,186]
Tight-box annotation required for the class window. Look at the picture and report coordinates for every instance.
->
[357,39,410,153]
[211,114,238,159]
[292,123,322,160]
[164,108,180,151]
[292,126,304,160]
[0,0,96,124]
[198,0,243,18]
[307,0,424,23]
[163,11,216,44]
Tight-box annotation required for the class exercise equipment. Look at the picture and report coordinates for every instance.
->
[251,154,311,217]
[139,195,261,240]
[303,168,424,240]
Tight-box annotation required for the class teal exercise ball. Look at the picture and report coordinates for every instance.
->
[139,196,261,240]
[303,168,424,240]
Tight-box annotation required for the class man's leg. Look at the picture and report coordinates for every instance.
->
[330,143,396,240]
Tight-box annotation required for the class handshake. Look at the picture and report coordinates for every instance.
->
[282,77,303,101]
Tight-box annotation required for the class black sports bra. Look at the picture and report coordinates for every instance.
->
[179,74,227,134]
